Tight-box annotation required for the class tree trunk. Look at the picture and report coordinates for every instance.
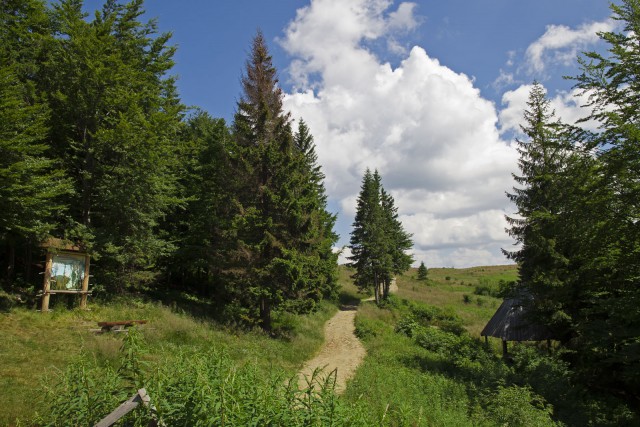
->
[260,296,271,332]
[383,278,390,300]
[374,270,380,305]
[6,237,15,285]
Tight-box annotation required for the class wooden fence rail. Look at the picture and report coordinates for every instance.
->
[94,388,162,427]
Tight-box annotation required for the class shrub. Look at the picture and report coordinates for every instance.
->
[473,284,493,297]
[414,327,461,356]
[480,385,559,427]
[394,315,421,337]
[463,294,471,304]
[439,320,466,336]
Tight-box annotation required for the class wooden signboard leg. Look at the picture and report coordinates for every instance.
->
[41,252,53,312]
[80,255,90,309]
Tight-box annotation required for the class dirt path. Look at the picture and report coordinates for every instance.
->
[297,279,398,394]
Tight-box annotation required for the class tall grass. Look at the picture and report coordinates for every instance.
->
[0,299,337,424]
[35,328,372,426]
[346,296,638,426]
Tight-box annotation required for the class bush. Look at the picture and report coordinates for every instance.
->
[394,315,421,337]
[414,327,461,356]
[473,284,494,297]
[480,385,559,427]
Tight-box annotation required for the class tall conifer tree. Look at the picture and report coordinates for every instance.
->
[232,32,337,329]
[503,82,573,330]
[568,0,640,394]
[349,169,412,303]
[0,0,70,287]
[43,0,184,290]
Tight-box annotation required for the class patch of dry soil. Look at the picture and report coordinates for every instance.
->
[297,279,398,394]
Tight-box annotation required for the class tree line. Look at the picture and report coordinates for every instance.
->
[505,0,640,400]
[0,0,340,331]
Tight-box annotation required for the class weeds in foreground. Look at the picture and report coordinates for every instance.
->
[35,327,371,426]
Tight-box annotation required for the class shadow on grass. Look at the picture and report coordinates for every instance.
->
[338,289,368,311]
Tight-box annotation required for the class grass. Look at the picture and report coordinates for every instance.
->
[3,263,636,426]
[395,265,517,337]
[343,264,638,426]
[0,298,337,425]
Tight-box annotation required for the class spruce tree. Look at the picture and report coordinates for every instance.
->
[232,32,337,329]
[43,0,184,291]
[503,82,574,333]
[569,0,640,394]
[0,0,70,287]
[293,120,339,300]
[349,169,412,303]
[163,111,236,300]
[417,261,428,280]
[0,67,70,287]
[380,185,413,298]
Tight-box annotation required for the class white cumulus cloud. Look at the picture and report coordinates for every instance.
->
[280,0,518,268]
[525,20,616,75]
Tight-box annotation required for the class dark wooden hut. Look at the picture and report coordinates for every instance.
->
[481,293,555,357]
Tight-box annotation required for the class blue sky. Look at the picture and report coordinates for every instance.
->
[84,0,616,267]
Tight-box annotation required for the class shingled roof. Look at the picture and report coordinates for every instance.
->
[480,294,554,342]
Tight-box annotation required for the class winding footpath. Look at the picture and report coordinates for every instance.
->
[297,279,398,394]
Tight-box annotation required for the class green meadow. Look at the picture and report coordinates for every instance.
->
[0,265,636,426]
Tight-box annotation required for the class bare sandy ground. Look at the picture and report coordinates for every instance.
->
[297,278,398,394]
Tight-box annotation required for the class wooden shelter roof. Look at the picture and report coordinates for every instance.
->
[480,294,555,342]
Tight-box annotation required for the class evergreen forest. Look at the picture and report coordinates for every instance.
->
[0,0,342,332]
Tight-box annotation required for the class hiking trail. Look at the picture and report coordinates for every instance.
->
[297,279,398,393]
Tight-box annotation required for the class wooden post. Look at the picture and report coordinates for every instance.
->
[502,339,508,358]
[80,255,90,309]
[41,251,53,312]
[484,335,489,347]
[94,388,160,427]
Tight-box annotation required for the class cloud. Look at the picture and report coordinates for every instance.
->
[280,0,518,268]
[492,69,516,91]
[525,20,616,75]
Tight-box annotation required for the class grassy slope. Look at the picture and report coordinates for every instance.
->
[13,264,599,427]
[341,265,520,426]
[344,264,637,427]
[0,298,337,424]
[399,265,517,336]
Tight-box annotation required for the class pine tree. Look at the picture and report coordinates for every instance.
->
[232,32,337,329]
[380,185,413,298]
[42,0,185,291]
[0,0,70,287]
[0,67,70,287]
[163,111,236,301]
[349,169,412,303]
[568,0,640,394]
[503,82,575,333]
[417,261,428,280]
[293,120,339,301]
